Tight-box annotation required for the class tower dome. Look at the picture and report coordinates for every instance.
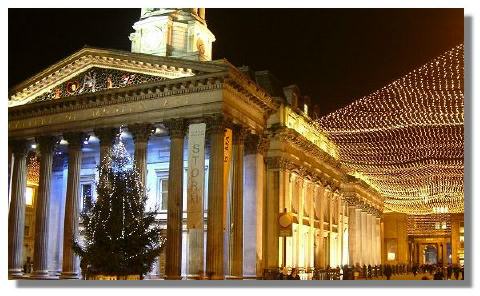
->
[129,8,215,61]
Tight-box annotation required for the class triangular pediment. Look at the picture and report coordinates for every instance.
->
[9,46,227,107]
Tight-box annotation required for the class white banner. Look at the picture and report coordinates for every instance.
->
[186,123,206,277]
[187,123,206,229]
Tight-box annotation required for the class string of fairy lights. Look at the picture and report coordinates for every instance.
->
[315,44,464,215]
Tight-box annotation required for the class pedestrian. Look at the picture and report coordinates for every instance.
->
[278,266,289,280]
[412,264,418,277]
[288,267,300,280]
[447,264,453,280]
[461,265,464,280]
[453,266,460,280]
[433,268,444,280]
[353,263,361,280]
[384,264,392,280]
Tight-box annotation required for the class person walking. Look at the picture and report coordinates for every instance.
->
[277,267,289,280]
[412,264,418,277]
[433,268,444,280]
[384,264,393,280]
[453,266,460,280]
[447,264,453,280]
[288,268,301,280]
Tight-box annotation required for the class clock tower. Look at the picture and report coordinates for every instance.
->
[129,8,215,61]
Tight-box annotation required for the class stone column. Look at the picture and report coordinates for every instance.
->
[347,204,357,267]
[376,216,381,265]
[205,116,227,279]
[243,134,268,278]
[314,184,325,269]
[328,190,335,267]
[129,124,153,186]
[298,177,305,267]
[60,133,85,279]
[326,187,333,267]
[8,140,29,278]
[337,194,343,266]
[381,220,385,264]
[230,126,247,278]
[308,183,315,269]
[8,145,14,206]
[361,210,367,266]
[442,240,448,265]
[164,119,185,279]
[370,213,376,265]
[94,127,119,168]
[229,125,247,278]
[31,136,57,279]
[451,219,460,265]
[354,208,362,266]
[366,213,373,265]
[264,157,284,272]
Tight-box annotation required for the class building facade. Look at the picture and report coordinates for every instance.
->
[8,8,383,280]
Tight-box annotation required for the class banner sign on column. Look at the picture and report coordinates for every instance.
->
[187,123,206,229]
[223,128,233,231]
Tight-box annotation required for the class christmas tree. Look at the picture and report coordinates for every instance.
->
[73,139,165,279]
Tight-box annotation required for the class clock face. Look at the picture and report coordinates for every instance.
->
[142,28,163,51]
[279,213,293,228]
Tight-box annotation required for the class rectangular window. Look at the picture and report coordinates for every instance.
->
[81,184,93,213]
[156,177,168,211]
[25,187,34,206]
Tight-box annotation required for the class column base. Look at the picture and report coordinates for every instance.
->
[8,269,24,279]
[60,272,81,279]
[29,270,58,280]
[207,275,225,280]
[186,274,205,280]
[225,275,243,280]
[164,275,183,280]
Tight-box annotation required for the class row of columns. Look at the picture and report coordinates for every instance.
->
[267,170,372,271]
[162,116,252,279]
[8,114,259,280]
[347,202,382,266]
[8,128,119,279]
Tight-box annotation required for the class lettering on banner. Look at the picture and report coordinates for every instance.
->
[187,123,206,230]
[223,128,233,230]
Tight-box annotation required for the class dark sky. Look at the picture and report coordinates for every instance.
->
[8,8,463,116]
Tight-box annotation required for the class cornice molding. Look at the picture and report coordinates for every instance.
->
[273,126,342,170]
[8,73,226,121]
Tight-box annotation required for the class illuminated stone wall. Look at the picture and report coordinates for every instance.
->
[383,213,409,264]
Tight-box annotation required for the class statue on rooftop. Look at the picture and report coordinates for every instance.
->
[140,8,204,19]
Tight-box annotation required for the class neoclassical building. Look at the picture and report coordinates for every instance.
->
[8,8,383,280]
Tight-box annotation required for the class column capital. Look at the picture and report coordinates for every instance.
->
[129,123,154,143]
[164,118,186,139]
[331,190,341,201]
[63,132,87,150]
[206,114,229,135]
[94,127,119,146]
[36,136,57,154]
[244,133,269,155]
[10,139,29,156]
[266,156,294,171]
[232,125,249,144]
[345,196,359,208]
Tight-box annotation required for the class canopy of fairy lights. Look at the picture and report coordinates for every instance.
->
[315,44,464,215]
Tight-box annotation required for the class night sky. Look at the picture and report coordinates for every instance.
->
[8,8,463,116]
